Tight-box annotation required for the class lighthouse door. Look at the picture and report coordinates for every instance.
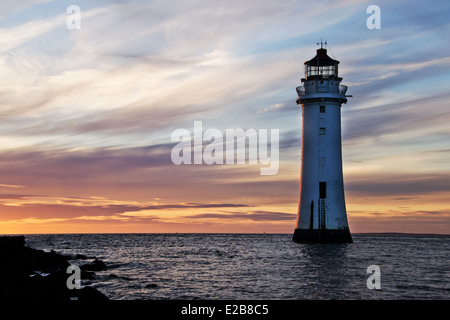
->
[319,182,327,199]
[319,182,326,230]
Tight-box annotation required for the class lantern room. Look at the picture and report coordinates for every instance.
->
[304,48,340,81]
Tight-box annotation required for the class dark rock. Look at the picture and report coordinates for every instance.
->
[0,235,25,249]
[0,235,108,301]
[81,270,96,280]
[76,286,109,301]
[145,283,159,289]
[74,254,88,260]
[80,259,107,271]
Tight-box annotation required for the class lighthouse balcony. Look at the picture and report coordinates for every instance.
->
[296,83,348,96]
[296,83,348,104]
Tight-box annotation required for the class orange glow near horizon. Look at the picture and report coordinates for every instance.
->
[1,191,448,235]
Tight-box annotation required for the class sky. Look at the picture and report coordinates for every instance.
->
[0,0,449,234]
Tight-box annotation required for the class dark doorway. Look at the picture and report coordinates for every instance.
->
[319,182,327,199]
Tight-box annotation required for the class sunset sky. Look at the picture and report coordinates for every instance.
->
[0,0,449,234]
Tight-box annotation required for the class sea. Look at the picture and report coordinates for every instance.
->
[23,233,449,300]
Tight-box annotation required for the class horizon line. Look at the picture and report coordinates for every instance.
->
[1,232,449,236]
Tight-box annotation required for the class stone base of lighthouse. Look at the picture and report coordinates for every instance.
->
[292,228,352,243]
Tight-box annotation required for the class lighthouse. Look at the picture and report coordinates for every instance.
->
[292,43,353,243]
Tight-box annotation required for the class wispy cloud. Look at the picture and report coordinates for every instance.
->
[0,184,25,189]
[185,210,296,221]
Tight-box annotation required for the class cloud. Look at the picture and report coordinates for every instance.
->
[185,210,296,221]
[0,139,300,208]
[0,192,249,222]
[0,184,25,189]
[0,0,54,19]
[0,0,369,142]
[361,209,450,217]
[0,203,142,219]
[343,90,450,146]
[346,173,450,197]
[257,103,284,114]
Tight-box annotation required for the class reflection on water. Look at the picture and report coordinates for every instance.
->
[24,233,449,300]
[295,244,354,299]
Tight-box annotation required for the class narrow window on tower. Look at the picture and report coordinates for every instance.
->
[319,182,327,199]
[320,127,326,135]
[320,105,325,113]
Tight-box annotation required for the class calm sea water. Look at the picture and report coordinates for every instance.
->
[24,233,449,300]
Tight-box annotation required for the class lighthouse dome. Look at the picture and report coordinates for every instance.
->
[304,48,340,80]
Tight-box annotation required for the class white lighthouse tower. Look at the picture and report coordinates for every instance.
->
[292,43,352,243]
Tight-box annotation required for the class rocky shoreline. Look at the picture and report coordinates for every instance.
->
[0,235,109,301]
